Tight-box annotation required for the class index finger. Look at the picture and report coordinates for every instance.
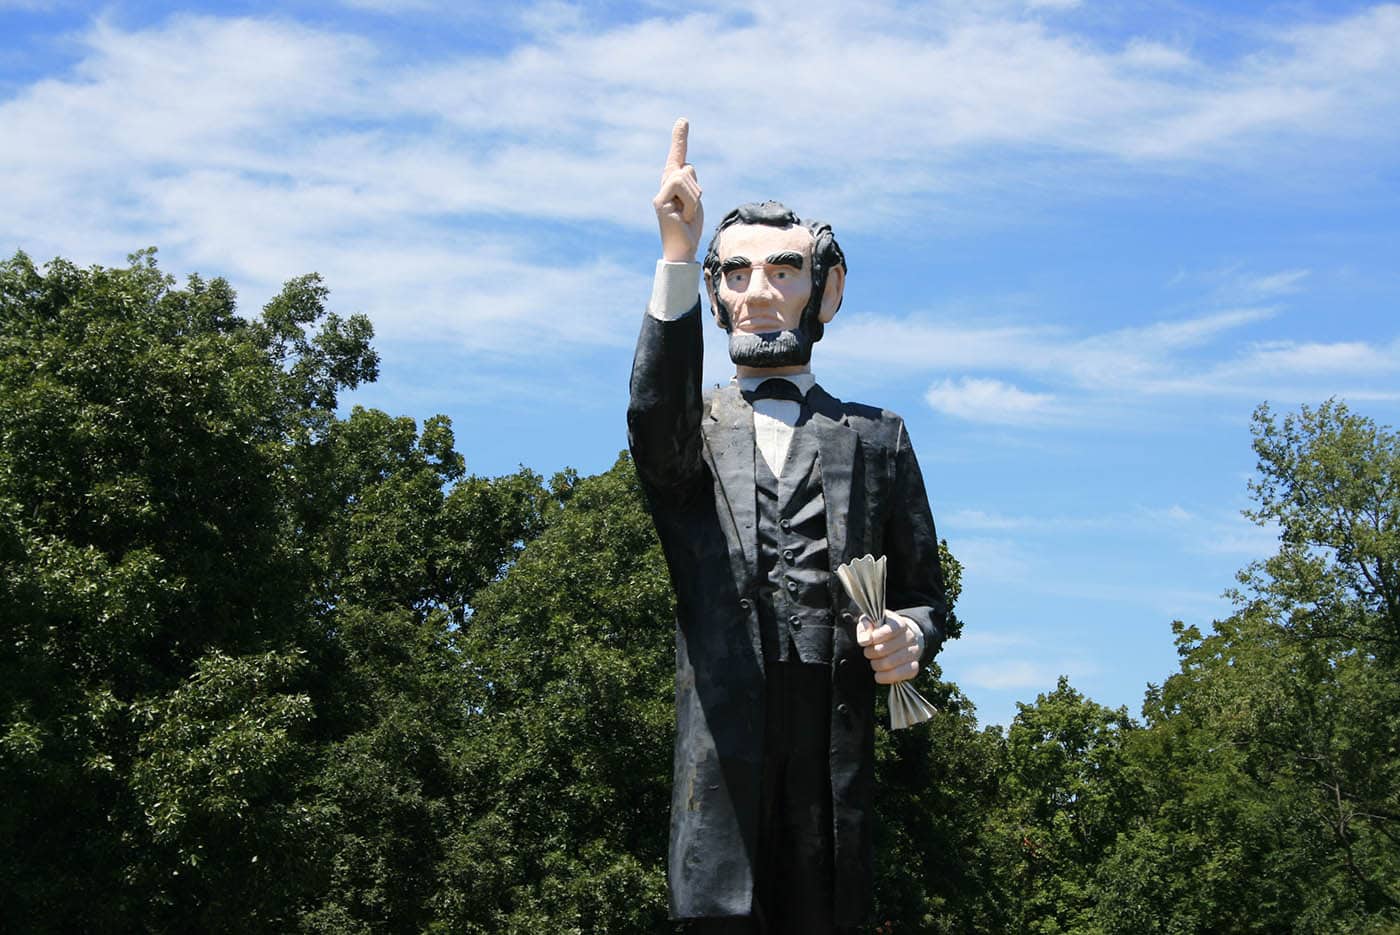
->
[664,117,689,171]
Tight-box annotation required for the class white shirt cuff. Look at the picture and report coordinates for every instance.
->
[647,260,702,321]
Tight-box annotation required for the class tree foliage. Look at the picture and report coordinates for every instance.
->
[1092,402,1400,933]
[5,248,1399,933]
[0,250,550,931]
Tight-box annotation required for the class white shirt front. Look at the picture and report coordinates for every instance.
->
[737,373,814,477]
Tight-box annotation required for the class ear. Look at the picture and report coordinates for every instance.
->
[817,264,846,324]
[704,270,727,329]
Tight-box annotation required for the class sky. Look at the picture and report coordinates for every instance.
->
[3,0,1398,729]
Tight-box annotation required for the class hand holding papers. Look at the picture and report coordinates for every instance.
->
[836,554,939,730]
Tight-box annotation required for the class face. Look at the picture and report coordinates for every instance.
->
[711,223,815,335]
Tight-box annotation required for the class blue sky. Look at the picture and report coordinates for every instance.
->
[3,0,1398,729]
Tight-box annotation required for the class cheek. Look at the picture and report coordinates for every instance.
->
[781,286,813,319]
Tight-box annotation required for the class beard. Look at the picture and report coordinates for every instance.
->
[727,323,814,368]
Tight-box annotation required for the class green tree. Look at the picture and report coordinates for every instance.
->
[987,679,1141,935]
[1246,400,1400,658]
[0,249,552,932]
[0,244,1041,933]
[871,671,1010,935]
[868,543,1013,935]
[434,457,674,934]
[1089,401,1400,934]
[0,249,372,929]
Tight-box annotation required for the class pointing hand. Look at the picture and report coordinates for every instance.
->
[652,118,704,263]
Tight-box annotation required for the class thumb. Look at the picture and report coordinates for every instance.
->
[855,614,874,645]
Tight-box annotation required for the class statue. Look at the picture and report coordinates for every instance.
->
[627,119,951,935]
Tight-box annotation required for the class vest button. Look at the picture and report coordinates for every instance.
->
[841,612,853,624]
[790,616,803,631]
[779,518,791,530]
[838,658,850,669]
[782,548,794,562]
[739,598,752,610]
[837,703,851,715]
[786,579,798,593]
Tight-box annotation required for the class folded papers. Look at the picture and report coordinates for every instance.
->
[835,554,938,730]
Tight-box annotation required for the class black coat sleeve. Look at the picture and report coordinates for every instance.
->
[626,302,706,500]
[884,419,950,671]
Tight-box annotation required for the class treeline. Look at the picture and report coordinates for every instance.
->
[1,251,1396,933]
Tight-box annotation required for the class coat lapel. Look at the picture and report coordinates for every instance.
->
[807,385,861,568]
[702,385,758,572]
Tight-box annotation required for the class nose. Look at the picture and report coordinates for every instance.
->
[746,268,779,305]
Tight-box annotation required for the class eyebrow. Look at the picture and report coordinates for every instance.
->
[719,252,806,273]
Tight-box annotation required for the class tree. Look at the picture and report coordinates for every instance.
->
[986,679,1141,935]
[1088,401,1400,934]
[870,669,1010,935]
[1090,609,1399,935]
[1246,400,1400,658]
[0,249,374,929]
[0,249,552,932]
[433,457,675,934]
[0,245,1017,933]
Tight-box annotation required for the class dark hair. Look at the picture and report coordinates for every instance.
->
[702,201,847,340]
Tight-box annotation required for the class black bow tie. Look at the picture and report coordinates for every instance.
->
[743,378,807,405]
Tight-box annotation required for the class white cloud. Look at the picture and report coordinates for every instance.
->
[960,657,1099,692]
[827,306,1278,381]
[1120,39,1195,71]
[947,500,1282,570]
[926,377,1057,424]
[1219,339,1400,378]
[1,4,1397,358]
[1238,269,1310,300]
[819,297,1400,422]
[943,508,1029,531]
[339,0,437,12]
[952,536,1035,583]
[953,629,1035,654]
[1171,265,1312,304]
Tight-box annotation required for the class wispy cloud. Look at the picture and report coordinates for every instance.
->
[1170,265,1312,304]
[960,657,1099,693]
[339,0,437,12]
[926,377,1058,424]
[1,3,1398,358]
[944,502,1281,563]
[950,627,1099,696]
[828,290,1400,425]
[951,536,1035,583]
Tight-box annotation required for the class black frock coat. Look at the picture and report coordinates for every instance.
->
[626,304,949,924]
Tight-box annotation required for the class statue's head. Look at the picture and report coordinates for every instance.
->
[702,201,847,371]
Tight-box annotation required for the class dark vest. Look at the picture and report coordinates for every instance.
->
[754,415,834,663]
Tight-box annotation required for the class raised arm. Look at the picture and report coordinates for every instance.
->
[627,119,707,495]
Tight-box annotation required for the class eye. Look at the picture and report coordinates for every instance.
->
[726,270,749,287]
[773,269,789,280]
